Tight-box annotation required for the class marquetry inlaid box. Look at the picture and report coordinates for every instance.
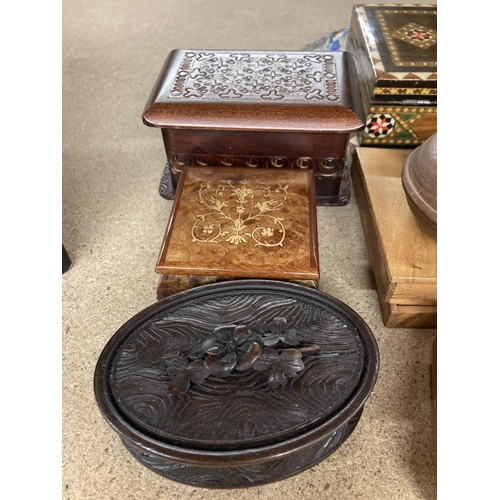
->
[155,166,319,298]
[142,49,365,205]
[346,4,437,147]
[94,279,379,488]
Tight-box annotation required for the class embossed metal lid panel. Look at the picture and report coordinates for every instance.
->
[94,280,379,466]
[155,166,320,280]
[142,50,364,133]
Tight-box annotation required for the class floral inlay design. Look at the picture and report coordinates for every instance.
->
[191,179,290,247]
[164,318,320,396]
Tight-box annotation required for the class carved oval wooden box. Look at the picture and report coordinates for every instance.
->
[94,280,379,488]
[142,50,365,206]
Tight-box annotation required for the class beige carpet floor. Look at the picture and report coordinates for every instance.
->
[62,1,437,498]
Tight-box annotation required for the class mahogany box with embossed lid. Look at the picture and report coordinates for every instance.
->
[142,49,365,206]
[94,279,379,488]
[346,4,437,147]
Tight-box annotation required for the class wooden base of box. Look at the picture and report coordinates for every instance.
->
[159,160,175,200]
[351,147,437,328]
[378,301,437,329]
[158,157,353,206]
[157,274,318,300]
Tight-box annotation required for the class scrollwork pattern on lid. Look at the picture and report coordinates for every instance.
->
[168,51,339,102]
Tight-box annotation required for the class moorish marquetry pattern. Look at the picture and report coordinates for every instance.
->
[375,11,437,64]
[390,22,437,50]
[167,51,340,102]
[362,105,437,145]
[372,87,437,96]
[353,4,437,81]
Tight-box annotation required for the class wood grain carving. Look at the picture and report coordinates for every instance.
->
[123,409,362,488]
[94,280,379,487]
[111,293,362,444]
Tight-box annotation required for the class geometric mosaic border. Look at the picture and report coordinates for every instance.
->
[373,87,437,96]
[362,106,437,146]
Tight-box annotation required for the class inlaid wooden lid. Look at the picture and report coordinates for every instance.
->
[142,50,364,133]
[156,166,320,280]
[348,4,437,96]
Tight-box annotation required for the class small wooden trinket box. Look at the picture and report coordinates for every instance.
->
[94,279,379,488]
[155,166,319,299]
[346,4,437,147]
[142,49,364,205]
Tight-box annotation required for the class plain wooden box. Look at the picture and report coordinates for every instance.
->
[351,146,436,328]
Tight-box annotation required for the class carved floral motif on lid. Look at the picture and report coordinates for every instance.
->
[165,317,321,396]
[109,288,365,444]
[168,51,339,102]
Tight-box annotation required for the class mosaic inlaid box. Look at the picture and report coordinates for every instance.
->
[346,4,437,147]
[155,166,319,297]
[142,50,364,205]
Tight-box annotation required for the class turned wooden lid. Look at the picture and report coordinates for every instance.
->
[155,166,320,280]
[401,133,437,240]
[94,280,379,466]
[142,50,364,133]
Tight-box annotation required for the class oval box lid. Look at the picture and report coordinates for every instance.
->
[94,280,379,467]
[142,50,365,134]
